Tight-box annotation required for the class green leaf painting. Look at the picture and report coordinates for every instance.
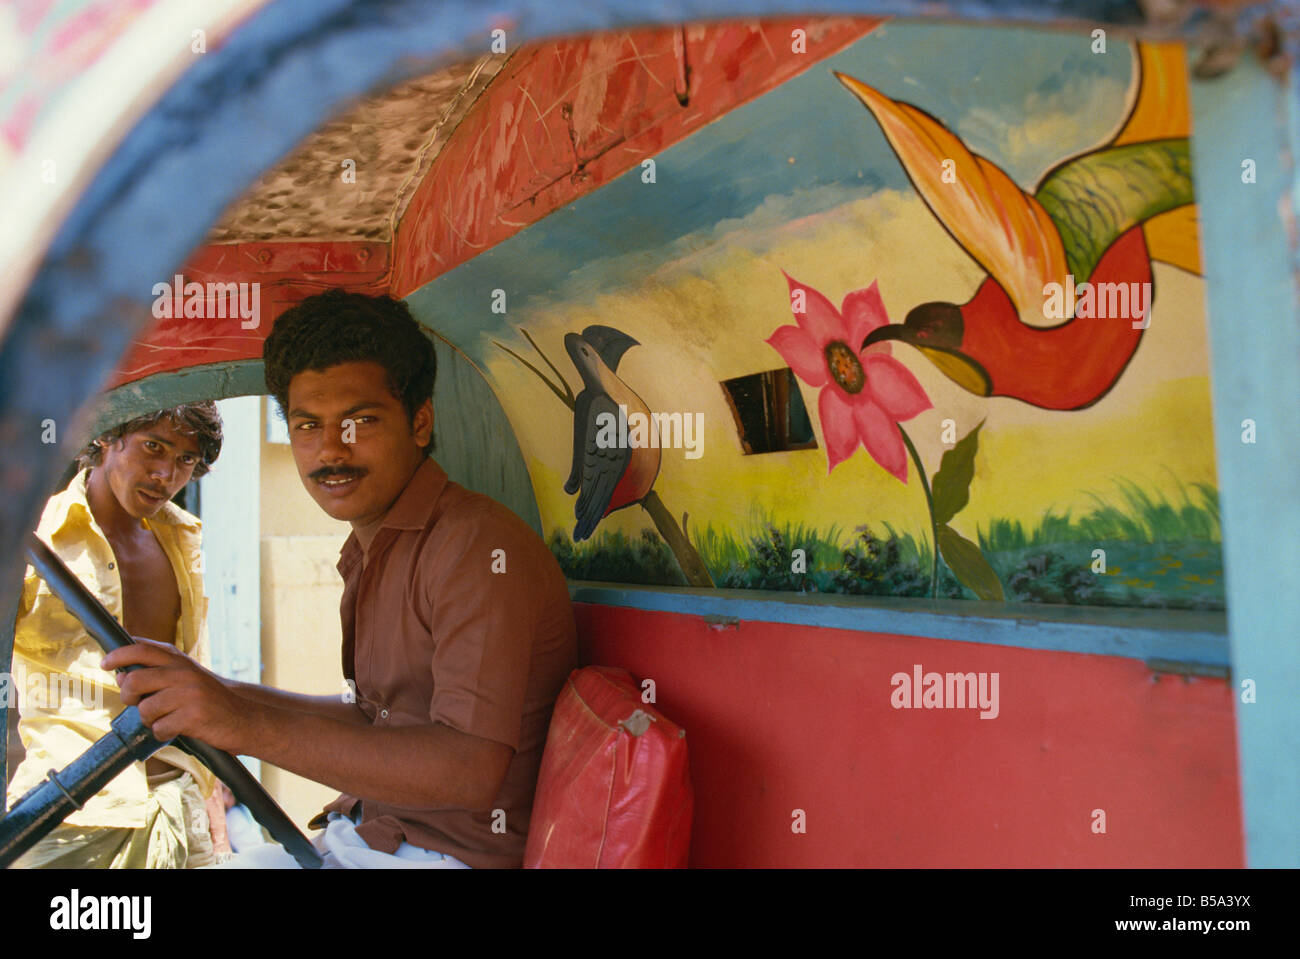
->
[932,421,984,526]
[937,524,1005,602]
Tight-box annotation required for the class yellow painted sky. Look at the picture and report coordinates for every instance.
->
[482,189,1218,549]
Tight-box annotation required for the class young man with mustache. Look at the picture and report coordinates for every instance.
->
[104,290,578,868]
[8,403,228,868]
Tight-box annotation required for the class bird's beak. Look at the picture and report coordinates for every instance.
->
[863,325,907,349]
[862,325,992,398]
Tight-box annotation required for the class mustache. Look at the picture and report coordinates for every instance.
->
[309,465,367,483]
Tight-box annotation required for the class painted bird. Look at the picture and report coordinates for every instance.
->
[564,325,661,541]
[836,43,1201,410]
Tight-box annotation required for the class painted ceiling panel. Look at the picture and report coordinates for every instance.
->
[391,18,881,295]
[107,18,878,385]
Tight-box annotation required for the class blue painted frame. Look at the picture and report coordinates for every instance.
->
[1,0,1293,864]
[1189,53,1300,869]
[571,583,1230,665]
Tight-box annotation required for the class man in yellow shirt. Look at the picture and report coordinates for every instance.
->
[6,402,227,868]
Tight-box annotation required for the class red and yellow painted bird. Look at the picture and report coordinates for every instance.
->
[837,43,1201,410]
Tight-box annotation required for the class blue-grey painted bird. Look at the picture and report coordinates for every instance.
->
[564,325,661,542]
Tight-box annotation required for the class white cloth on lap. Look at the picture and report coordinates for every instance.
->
[224,804,268,854]
[211,812,471,869]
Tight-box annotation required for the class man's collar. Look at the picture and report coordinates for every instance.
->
[39,468,93,538]
[147,497,200,530]
[338,458,449,574]
[379,457,449,532]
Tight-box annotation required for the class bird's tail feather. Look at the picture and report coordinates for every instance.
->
[1115,43,1192,146]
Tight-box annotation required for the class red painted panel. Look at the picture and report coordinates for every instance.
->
[108,240,390,389]
[391,18,881,297]
[575,603,1244,867]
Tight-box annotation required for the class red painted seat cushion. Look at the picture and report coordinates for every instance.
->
[524,665,693,868]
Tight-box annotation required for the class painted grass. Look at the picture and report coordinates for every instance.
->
[549,477,1225,609]
[976,477,1220,551]
[548,527,685,587]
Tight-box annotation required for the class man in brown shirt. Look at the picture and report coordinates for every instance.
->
[104,290,577,868]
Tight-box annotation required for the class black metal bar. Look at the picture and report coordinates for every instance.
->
[0,705,163,867]
[168,742,324,866]
[20,535,321,868]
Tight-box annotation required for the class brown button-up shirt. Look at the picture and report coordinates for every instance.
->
[325,458,577,868]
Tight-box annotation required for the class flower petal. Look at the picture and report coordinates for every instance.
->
[853,399,909,483]
[766,325,828,388]
[818,387,862,473]
[841,281,890,349]
[863,354,933,421]
[784,271,848,347]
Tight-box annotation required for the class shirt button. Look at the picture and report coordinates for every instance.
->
[107,563,115,570]
[380,709,389,719]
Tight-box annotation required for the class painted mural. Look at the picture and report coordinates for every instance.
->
[407,22,1223,611]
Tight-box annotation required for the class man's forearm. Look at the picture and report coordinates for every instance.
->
[228,680,368,726]
[103,639,512,813]
[236,700,509,811]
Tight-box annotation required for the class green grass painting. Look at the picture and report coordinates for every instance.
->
[549,477,1224,610]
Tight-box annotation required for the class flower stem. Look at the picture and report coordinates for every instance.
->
[898,425,938,598]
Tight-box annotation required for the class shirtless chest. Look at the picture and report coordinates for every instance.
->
[107,529,182,647]
[105,529,183,776]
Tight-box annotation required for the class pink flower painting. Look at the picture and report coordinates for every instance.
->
[767,273,931,480]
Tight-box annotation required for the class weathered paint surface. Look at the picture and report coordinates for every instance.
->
[391,19,881,296]
[576,602,1244,867]
[571,583,1230,664]
[104,22,877,386]
[108,240,389,388]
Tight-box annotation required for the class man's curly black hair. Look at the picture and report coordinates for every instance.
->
[263,290,436,456]
[75,402,223,479]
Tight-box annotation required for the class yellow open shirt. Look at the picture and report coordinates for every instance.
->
[6,469,216,828]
